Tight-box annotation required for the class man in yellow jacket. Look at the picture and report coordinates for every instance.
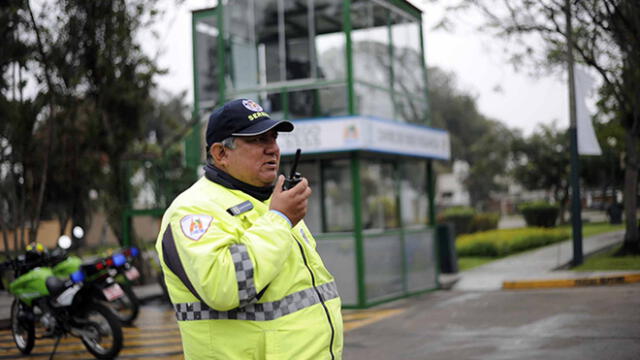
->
[156,98,343,359]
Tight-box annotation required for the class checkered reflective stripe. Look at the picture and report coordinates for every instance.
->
[229,244,257,306]
[174,281,339,321]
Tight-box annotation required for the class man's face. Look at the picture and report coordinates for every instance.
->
[223,130,280,187]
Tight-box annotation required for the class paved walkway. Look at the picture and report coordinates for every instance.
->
[450,229,633,291]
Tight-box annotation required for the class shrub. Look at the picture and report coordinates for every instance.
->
[519,202,559,228]
[471,212,500,232]
[456,227,570,257]
[439,206,475,235]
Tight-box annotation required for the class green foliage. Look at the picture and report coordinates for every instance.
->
[456,227,570,257]
[439,206,475,235]
[519,202,560,228]
[445,0,640,250]
[471,212,500,232]
[511,123,570,222]
[0,0,187,245]
[442,206,475,217]
[457,257,495,271]
[439,208,500,235]
[581,121,625,191]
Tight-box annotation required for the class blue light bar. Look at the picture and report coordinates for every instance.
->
[71,270,85,283]
[113,253,126,267]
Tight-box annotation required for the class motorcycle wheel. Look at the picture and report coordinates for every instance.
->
[78,302,123,359]
[110,282,140,325]
[10,299,35,354]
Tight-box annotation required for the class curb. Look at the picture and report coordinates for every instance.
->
[438,273,460,290]
[503,273,640,290]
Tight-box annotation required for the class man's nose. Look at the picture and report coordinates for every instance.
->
[265,138,279,153]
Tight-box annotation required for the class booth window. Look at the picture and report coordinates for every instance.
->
[360,160,399,231]
[322,159,354,232]
[401,160,429,227]
[194,12,219,108]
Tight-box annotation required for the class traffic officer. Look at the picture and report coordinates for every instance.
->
[156,98,343,359]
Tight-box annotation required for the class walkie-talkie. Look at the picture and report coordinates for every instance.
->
[283,149,302,190]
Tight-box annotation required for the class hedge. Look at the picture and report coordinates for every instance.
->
[439,206,475,235]
[439,207,500,235]
[456,227,570,257]
[471,213,500,232]
[519,201,559,228]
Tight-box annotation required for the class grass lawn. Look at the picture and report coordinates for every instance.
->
[557,222,624,237]
[573,244,640,271]
[458,257,495,271]
[457,222,625,272]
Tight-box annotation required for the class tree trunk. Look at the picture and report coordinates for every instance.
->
[557,185,570,224]
[620,124,639,254]
[26,0,55,245]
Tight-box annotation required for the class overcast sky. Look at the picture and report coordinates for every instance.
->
[147,0,570,136]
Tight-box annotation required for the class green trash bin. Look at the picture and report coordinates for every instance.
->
[436,223,458,274]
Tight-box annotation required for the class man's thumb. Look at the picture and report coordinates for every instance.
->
[274,174,285,193]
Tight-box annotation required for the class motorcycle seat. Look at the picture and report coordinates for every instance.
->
[45,276,67,297]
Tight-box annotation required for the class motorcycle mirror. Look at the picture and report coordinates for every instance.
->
[72,226,85,239]
[58,235,72,249]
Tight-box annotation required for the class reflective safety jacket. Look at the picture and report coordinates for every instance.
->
[156,177,343,360]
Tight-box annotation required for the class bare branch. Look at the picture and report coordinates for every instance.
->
[26,0,54,243]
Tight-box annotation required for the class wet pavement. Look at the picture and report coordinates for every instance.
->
[2,285,636,360]
[343,284,640,360]
[0,301,182,359]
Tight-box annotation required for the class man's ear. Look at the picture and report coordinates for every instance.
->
[210,143,228,166]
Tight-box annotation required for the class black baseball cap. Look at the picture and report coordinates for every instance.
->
[206,99,294,148]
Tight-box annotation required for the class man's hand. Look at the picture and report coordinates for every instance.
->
[270,175,312,226]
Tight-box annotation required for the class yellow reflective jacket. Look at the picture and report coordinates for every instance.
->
[156,177,343,359]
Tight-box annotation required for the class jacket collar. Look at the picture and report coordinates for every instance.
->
[203,164,273,201]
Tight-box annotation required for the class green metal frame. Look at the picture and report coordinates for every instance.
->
[350,156,436,308]
[344,0,356,115]
[350,152,366,308]
[122,208,165,247]
[120,0,441,308]
[394,161,408,294]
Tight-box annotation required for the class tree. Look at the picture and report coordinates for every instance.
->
[511,122,571,222]
[0,1,48,252]
[1,0,178,250]
[127,90,197,211]
[465,120,516,210]
[580,120,625,204]
[444,0,640,253]
[428,67,516,210]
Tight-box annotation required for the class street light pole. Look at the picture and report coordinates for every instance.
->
[565,0,583,266]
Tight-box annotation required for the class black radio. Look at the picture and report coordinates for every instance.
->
[283,148,302,190]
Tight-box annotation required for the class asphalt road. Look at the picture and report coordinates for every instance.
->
[1,284,638,359]
[344,284,640,360]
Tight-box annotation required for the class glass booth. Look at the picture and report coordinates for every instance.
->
[186,0,450,308]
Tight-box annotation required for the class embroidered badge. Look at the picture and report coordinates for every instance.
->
[180,214,213,241]
[242,99,263,112]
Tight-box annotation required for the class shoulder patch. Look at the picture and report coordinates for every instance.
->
[180,214,213,241]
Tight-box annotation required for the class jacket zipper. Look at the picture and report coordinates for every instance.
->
[295,239,336,360]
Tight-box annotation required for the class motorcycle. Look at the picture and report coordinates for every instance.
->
[1,235,123,359]
[88,248,141,325]
[45,228,140,325]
